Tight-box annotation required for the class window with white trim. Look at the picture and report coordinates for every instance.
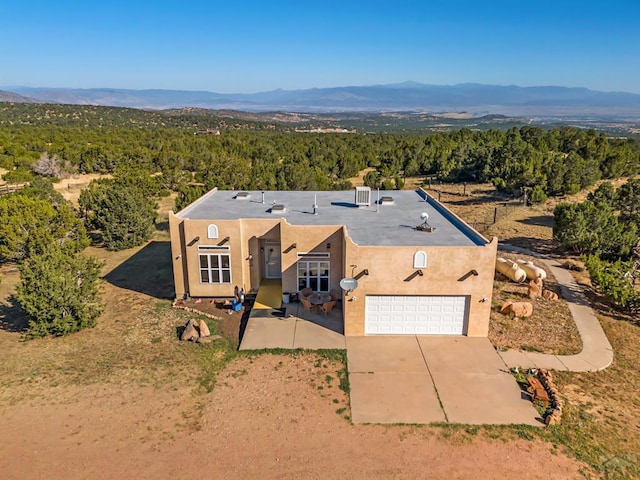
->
[207,224,219,239]
[199,253,231,284]
[298,260,330,292]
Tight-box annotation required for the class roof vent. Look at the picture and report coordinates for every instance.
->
[379,195,394,205]
[355,186,371,206]
[270,204,286,214]
[235,191,250,200]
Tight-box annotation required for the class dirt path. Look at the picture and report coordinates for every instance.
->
[0,355,586,480]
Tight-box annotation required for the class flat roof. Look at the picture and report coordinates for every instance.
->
[177,189,486,247]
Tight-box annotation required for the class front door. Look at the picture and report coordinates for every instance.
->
[264,244,282,278]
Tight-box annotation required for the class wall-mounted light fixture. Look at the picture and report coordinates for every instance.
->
[292,243,297,249]
[247,254,253,261]
[326,242,331,249]
[260,247,264,253]
[417,269,424,276]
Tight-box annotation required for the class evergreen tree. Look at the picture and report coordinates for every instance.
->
[16,247,104,338]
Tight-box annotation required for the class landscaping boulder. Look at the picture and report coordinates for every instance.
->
[181,319,199,342]
[199,319,211,337]
[500,301,533,318]
[527,280,542,299]
[542,289,559,301]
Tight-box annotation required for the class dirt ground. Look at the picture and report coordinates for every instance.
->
[52,173,112,206]
[0,355,586,480]
[0,230,591,479]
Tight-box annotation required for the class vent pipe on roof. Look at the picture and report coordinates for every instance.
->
[313,194,318,215]
[376,188,380,213]
[261,191,265,204]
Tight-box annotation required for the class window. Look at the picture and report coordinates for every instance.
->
[413,251,427,269]
[298,260,330,292]
[199,253,231,284]
[207,224,219,239]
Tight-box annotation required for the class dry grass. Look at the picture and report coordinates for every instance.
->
[0,232,232,404]
[546,309,640,478]
[489,252,582,355]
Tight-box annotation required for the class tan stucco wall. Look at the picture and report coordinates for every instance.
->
[279,221,344,295]
[169,215,345,299]
[342,236,498,336]
[170,210,497,338]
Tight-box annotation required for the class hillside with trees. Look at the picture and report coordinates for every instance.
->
[1,103,639,200]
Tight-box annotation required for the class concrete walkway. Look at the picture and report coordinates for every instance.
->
[497,244,614,372]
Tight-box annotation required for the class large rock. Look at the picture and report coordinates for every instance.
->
[542,289,559,301]
[500,301,533,318]
[181,319,199,342]
[527,279,542,299]
[199,319,211,337]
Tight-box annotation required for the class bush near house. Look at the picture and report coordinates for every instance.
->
[16,246,104,338]
[583,255,640,314]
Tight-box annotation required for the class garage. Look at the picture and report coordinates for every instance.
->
[365,295,468,335]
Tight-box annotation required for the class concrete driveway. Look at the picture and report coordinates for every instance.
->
[347,336,541,425]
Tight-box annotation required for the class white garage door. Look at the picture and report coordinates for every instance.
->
[365,295,468,335]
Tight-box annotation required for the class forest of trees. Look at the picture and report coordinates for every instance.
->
[2,122,639,203]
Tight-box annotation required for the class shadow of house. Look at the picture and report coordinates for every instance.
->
[516,215,554,227]
[103,241,174,299]
[0,296,29,333]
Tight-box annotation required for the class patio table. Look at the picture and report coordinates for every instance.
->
[308,293,331,306]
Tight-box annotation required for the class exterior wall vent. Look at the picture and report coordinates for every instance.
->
[235,191,250,200]
[270,204,286,214]
[355,186,371,206]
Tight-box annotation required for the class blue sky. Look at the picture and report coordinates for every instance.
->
[1,0,639,93]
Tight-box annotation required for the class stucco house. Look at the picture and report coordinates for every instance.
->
[169,187,497,336]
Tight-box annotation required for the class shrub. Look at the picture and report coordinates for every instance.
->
[16,248,104,338]
[584,255,640,313]
[529,185,547,204]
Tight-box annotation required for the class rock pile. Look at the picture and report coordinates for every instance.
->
[536,368,563,426]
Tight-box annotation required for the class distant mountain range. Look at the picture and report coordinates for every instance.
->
[0,89,39,104]
[2,82,640,116]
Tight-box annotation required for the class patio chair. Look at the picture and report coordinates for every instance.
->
[300,297,315,313]
[329,288,341,301]
[320,300,336,316]
[300,287,313,298]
